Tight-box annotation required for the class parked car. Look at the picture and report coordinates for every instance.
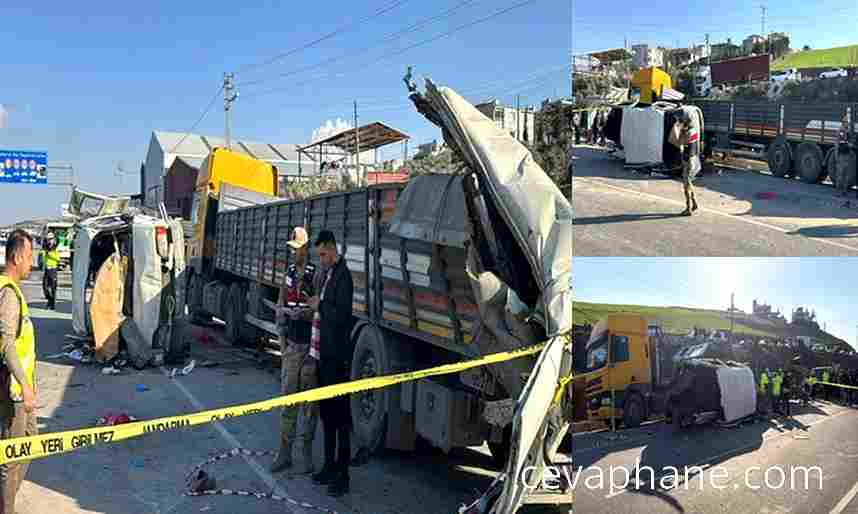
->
[771,68,800,82]
[819,68,847,79]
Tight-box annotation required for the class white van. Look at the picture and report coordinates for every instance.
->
[70,189,187,367]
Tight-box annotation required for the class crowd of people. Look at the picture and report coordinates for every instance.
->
[572,110,608,147]
[755,365,858,418]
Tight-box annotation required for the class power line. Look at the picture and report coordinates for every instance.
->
[236,0,411,75]
[243,0,540,100]
[169,85,224,154]
[238,0,479,88]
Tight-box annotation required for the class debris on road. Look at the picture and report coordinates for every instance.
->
[172,360,197,378]
[135,384,150,392]
[794,434,810,440]
[101,367,121,375]
[755,192,777,200]
[97,413,136,426]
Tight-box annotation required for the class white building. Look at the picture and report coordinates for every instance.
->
[743,34,767,54]
[631,44,665,69]
[475,100,536,146]
[141,131,315,208]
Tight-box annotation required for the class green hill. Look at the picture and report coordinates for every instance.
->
[771,44,858,71]
[573,301,851,351]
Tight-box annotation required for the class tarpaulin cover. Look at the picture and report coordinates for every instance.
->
[388,174,469,248]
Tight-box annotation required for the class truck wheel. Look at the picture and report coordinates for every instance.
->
[767,137,792,178]
[350,327,389,454]
[187,273,206,324]
[224,283,243,345]
[623,393,645,428]
[830,148,858,190]
[796,142,824,184]
[487,425,512,470]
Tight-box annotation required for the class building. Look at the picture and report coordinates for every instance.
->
[142,131,318,208]
[711,39,743,61]
[414,140,442,159]
[631,44,665,69]
[475,100,536,146]
[692,44,711,62]
[743,34,766,54]
[163,157,199,219]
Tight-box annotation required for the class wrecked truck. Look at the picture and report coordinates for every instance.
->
[71,189,188,368]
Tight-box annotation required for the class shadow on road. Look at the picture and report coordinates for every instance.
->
[573,213,687,225]
[787,225,858,238]
[573,146,858,223]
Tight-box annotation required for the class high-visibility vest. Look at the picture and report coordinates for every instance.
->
[772,373,782,397]
[0,276,36,400]
[43,249,60,270]
[759,372,769,392]
[822,371,830,384]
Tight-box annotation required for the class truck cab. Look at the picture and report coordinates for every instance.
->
[584,313,662,427]
[694,66,712,97]
[631,67,673,105]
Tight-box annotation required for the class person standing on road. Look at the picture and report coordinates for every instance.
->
[271,227,319,475]
[572,111,581,145]
[308,230,354,497]
[822,368,831,401]
[674,109,701,216]
[0,230,38,514]
[757,369,770,414]
[771,370,782,416]
[40,233,59,310]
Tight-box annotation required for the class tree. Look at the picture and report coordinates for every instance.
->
[802,45,811,51]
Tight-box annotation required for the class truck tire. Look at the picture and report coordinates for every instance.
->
[487,425,512,470]
[350,327,389,454]
[622,393,645,428]
[187,273,207,324]
[796,142,824,184]
[767,137,792,178]
[224,283,243,345]
[830,148,858,191]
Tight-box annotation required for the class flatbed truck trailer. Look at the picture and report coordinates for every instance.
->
[692,99,858,187]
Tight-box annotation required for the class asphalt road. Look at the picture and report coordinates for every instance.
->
[569,401,858,514]
[13,272,567,514]
[572,145,858,256]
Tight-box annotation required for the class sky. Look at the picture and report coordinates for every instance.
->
[0,0,572,225]
[572,0,858,56]
[574,258,858,351]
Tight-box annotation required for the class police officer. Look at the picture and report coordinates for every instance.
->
[41,233,60,310]
[271,227,320,474]
[0,230,38,513]
[758,368,770,414]
[675,109,701,216]
[822,368,831,401]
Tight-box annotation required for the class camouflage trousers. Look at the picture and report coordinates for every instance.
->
[280,338,319,445]
[682,157,700,210]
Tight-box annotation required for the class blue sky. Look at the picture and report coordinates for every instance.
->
[0,0,572,224]
[574,258,858,350]
[573,0,858,55]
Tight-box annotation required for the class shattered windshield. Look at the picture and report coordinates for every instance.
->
[586,331,609,370]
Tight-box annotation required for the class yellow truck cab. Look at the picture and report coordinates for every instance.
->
[188,147,279,273]
[584,313,664,427]
[630,67,673,105]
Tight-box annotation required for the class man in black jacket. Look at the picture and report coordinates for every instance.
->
[307,230,354,497]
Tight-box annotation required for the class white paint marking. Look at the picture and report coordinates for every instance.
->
[604,408,852,499]
[830,480,858,514]
[576,177,858,253]
[160,367,309,514]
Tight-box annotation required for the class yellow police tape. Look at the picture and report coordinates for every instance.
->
[818,380,858,391]
[1,340,572,465]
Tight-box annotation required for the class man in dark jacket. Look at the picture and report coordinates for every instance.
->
[308,230,354,497]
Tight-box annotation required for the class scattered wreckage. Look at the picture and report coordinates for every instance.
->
[68,188,188,370]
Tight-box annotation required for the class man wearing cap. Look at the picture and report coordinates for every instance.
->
[271,227,320,474]
[674,109,701,216]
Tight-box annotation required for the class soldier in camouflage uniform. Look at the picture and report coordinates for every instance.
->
[271,227,320,474]
[676,109,701,216]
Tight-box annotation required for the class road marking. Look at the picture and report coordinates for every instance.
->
[602,408,853,499]
[159,366,308,514]
[575,177,858,254]
[831,481,858,514]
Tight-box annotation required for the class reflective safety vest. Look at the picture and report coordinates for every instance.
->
[772,373,782,397]
[822,371,830,384]
[43,249,60,270]
[759,372,769,392]
[0,276,36,401]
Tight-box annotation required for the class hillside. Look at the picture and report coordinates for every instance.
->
[573,301,851,350]
[771,44,858,71]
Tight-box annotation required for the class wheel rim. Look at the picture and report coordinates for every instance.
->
[357,350,379,422]
[773,148,787,169]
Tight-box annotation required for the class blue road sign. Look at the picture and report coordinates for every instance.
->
[0,150,48,184]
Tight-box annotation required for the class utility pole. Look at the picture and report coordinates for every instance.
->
[223,72,238,150]
[730,293,735,343]
[516,94,521,142]
[761,5,767,53]
[354,101,361,186]
[706,33,710,66]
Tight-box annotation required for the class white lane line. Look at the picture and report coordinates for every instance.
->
[160,367,309,514]
[602,408,853,499]
[831,480,858,514]
[575,177,858,254]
